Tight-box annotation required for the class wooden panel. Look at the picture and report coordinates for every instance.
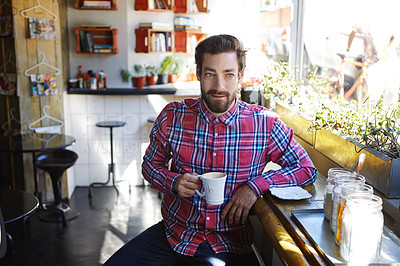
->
[12,0,67,198]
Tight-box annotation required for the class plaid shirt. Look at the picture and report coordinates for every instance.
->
[142,97,317,256]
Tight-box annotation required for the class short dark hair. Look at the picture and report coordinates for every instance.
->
[195,34,247,74]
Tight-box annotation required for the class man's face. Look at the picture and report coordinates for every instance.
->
[197,52,243,116]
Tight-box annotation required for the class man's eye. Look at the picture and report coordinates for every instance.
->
[226,73,235,78]
[205,73,214,77]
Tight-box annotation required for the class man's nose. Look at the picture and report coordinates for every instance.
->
[214,75,224,90]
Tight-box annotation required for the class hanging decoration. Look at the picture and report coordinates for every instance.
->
[28,17,56,40]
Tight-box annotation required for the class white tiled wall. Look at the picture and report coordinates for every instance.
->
[63,92,195,193]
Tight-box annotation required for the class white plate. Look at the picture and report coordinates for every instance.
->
[269,187,312,200]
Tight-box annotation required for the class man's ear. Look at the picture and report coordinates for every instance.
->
[238,71,244,83]
[196,67,201,81]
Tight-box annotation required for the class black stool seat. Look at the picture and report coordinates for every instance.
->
[36,149,79,226]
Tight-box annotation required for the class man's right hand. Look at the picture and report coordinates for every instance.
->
[173,173,201,197]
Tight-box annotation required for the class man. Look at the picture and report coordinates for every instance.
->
[104,34,317,265]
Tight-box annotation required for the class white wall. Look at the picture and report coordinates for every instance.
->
[68,0,262,87]
[65,0,264,191]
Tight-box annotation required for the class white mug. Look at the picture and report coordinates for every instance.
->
[195,172,227,205]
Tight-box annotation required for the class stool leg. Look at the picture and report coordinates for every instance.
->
[89,127,120,198]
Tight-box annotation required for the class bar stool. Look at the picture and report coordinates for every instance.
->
[89,120,127,198]
[36,149,79,227]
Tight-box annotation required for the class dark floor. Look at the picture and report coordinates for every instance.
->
[1,185,163,266]
[1,186,261,266]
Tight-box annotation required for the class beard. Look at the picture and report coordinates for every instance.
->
[201,88,237,114]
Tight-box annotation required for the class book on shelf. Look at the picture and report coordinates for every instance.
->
[82,1,111,8]
[86,32,94,52]
[94,48,114,53]
[93,44,113,49]
[174,25,202,31]
[154,0,168,9]
[80,24,112,28]
[139,22,172,30]
[79,30,89,52]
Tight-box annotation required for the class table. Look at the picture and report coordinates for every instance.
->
[0,133,76,199]
[254,174,400,265]
[0,188,39,254]
[89,121,126,197]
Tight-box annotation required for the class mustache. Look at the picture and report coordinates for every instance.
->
[207,90,229,97]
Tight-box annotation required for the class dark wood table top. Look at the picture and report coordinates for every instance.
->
[0,133,75,153]
[95,121,126,128]
[0,189,39,224]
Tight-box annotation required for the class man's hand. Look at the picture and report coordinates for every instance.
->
[221,185,257,224]
[174,173,201,197]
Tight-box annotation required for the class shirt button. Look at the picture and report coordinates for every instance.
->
[213,153,216,157]
[206,217,210,220]
[215,133,218,136]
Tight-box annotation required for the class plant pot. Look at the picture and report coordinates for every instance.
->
[314,127,400,198]
[275,102,315,146]
[168,74,178,83]
[132,77,145,88]
[146,75,157,86]
[157,74,169,84]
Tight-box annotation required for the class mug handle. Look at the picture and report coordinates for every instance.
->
[195,189,205,197]
[195,175,204,197]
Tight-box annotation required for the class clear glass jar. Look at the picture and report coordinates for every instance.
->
[330,173,365,233]
[334,183,373,246]
[324,168,355,221]
[340,193,383,264]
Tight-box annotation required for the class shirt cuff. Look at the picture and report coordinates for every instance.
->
[166,173,181,194]
[247,176,271,197]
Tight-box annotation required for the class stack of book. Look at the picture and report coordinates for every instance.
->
[150,0,169,9]
[149,32,171,52]
[79,30,114,53]
[93,44,114,53]
[139,22,172,31]
[174,16,201,31]
[81,1,112,9]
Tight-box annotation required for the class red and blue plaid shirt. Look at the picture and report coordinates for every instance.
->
[142,97,317,256]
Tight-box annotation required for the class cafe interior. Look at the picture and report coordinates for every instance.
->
[1,0,400,265]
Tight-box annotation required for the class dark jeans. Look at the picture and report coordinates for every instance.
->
[103,221,244,266]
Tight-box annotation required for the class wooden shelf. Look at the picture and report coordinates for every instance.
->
[174,30,206,53]
[75,27,118,54]
[135,0,173,11]
[74,0,118,10]
[135,28,173,53]
[174,0,208,13]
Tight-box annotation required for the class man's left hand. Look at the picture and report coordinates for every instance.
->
[221,185,257,224]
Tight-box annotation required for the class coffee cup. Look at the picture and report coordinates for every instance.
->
[195,172,227,205]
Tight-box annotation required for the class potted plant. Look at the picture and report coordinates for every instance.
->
[132,64,146,88]
[158,56,175,84]
[168,57,183,83]
[145,65,158,86]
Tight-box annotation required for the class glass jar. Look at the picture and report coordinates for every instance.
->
[340,193,383,264]
[334,183,373,246]
[324,168,355,221]
[330,173,365,233]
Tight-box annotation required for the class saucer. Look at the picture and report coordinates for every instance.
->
[269,187,312,200]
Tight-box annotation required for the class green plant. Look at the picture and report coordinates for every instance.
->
[171,58,183,75]
[159,56,176,75]
[262,60,301,104]
[146,65,157,76]
[133,64,146,77]
[120,69,131,83]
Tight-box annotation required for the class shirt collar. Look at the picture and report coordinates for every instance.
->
[198,97,239,126]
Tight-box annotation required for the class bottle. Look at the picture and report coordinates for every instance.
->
[340,193,383,264]
[330,173,365,234]
[98,74,105,90]
[90,73,97,90]
[324,168,354,221]
[77,65,83,89]
[335,182,373,246]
